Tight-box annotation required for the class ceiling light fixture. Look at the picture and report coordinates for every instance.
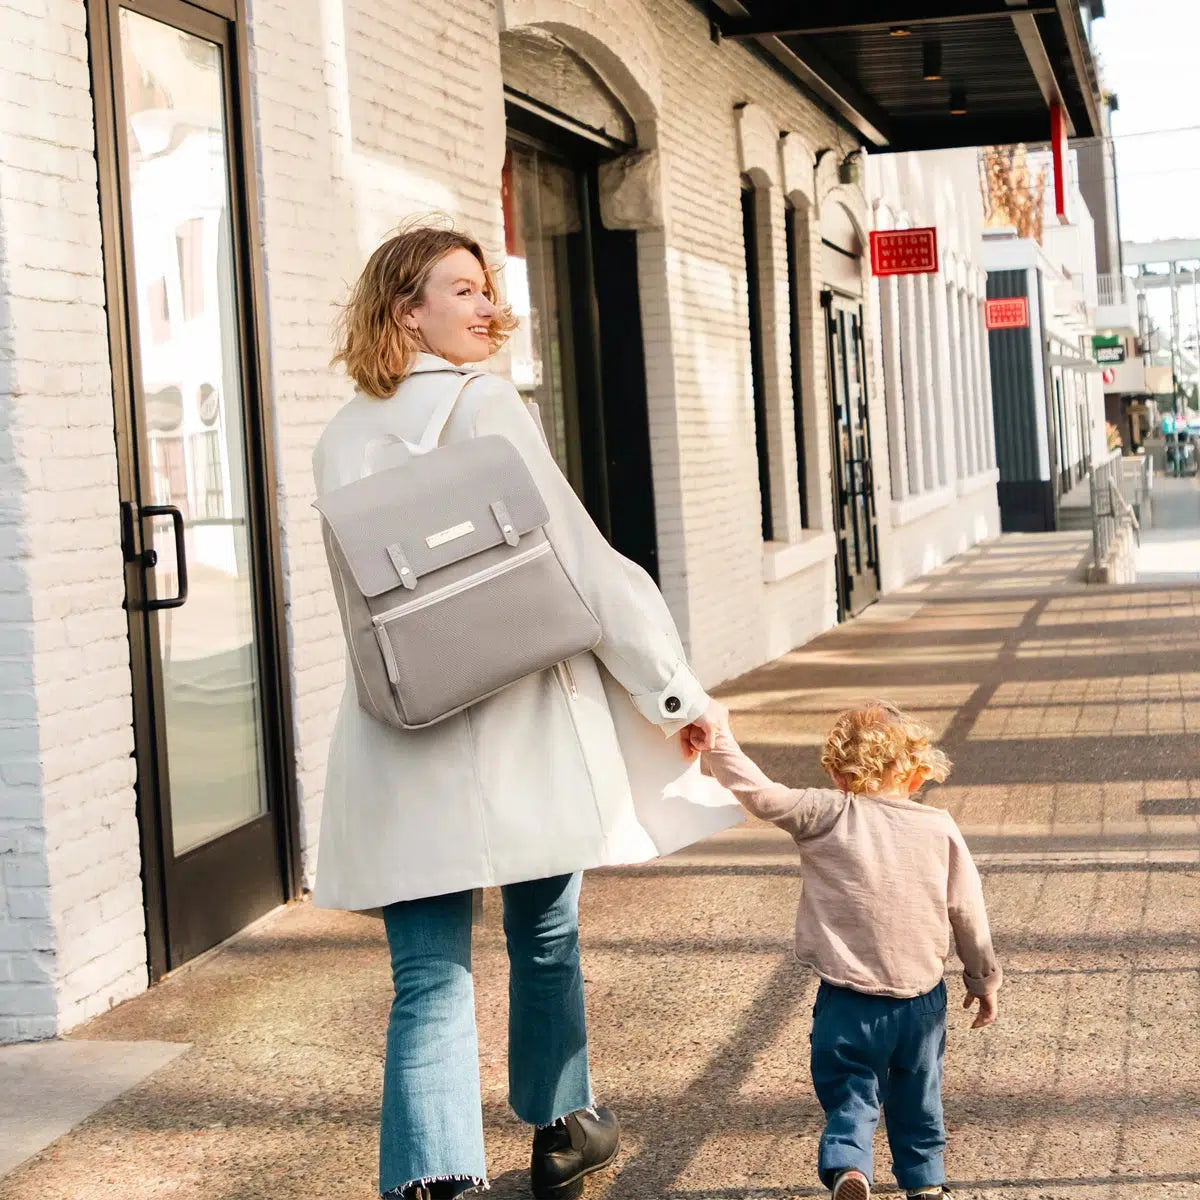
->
[950,86,968,115]
[923,40,943,81]
[889,25,912,37]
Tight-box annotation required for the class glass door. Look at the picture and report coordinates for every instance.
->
[93,0,293,975]
[824,293,880,618]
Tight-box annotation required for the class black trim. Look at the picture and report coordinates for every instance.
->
[784,200,809,529]
[997,480,1056,532]
[742,182,774,542]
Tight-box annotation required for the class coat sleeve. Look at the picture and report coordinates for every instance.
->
[471,376,710,731]
[947,820,1003,997]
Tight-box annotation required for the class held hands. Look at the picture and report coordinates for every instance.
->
[679,699,731,761]
[963,990,998,1029]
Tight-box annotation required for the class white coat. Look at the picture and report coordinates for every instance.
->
[310,354,742,911]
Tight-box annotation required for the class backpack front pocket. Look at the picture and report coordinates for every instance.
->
[372,540,600,727]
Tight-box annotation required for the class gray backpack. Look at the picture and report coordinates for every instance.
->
[314,372,602,730]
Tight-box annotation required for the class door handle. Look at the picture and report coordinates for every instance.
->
[140,504,189,610]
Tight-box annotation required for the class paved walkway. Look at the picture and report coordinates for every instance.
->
[3,533,1199,1200]
[1137,475,1200,584]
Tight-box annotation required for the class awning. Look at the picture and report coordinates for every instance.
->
[706,1,1106,151]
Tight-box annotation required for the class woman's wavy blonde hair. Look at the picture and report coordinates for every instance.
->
[820,700,951,796]
[331,219,517,398]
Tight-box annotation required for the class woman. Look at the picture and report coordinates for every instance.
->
[313,224,739,1200]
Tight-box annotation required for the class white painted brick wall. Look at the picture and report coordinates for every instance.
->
[246,0,508,884]
[3,0,1008,1040]
[0,0,145,1041]
[256,0,1006,887]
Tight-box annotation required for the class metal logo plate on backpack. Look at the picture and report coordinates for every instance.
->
[426,520,475,549]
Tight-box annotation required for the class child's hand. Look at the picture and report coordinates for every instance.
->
[963,990,998,1029]
[680,728,700,761]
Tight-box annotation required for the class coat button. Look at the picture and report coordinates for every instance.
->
[664,696,681,714]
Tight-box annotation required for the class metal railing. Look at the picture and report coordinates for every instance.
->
[1089,453,1143,570]
[1097,273,1135,308]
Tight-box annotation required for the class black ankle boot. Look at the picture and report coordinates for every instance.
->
[530,1106,620,1200]
[401,1183,460,1200]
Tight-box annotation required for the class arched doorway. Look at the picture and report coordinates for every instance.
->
[821,202,879,618]
[500,28,660,580]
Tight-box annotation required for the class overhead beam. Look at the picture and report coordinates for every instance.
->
[707,0,893,146]
[1054,0,1104,136]
[713,1,1055,39]
[1006,0,1075,135]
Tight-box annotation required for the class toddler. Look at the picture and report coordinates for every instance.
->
[699,701,1001,1200]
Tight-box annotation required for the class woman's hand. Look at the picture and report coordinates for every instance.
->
[678,699,730,760]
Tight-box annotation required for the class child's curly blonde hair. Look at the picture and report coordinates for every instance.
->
[820,700,951,796]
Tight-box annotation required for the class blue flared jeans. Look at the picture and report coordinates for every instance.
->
[810,980,948,1192]
[379,873,593,1197]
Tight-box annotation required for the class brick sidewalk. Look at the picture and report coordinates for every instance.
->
[3,533,1198,1200]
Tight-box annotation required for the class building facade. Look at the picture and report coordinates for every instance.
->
[0,0,1108,1039]
[983,147,1110,531]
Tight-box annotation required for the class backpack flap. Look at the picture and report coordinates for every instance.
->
[314,435,549,598]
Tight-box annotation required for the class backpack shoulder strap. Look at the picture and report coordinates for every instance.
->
[412,370,486,455]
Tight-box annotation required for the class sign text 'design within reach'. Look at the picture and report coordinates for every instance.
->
[869,228,939,277]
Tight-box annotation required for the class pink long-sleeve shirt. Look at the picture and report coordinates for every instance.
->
[705,734,1001,1000]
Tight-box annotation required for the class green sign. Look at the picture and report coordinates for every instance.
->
[1093,335,1126,365]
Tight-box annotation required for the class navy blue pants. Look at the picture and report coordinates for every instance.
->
[809,980,947,1191]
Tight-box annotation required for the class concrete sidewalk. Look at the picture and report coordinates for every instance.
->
[3,533,1198,1200]
[1137,475,1200,584]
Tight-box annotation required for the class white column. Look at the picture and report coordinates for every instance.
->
[961,288,983,475]
[946,283,970,479]
[912,273,938,490]
[927,273,954,488]
[879,277,909,501]
[898,276,926,495]
[970,283,993,471]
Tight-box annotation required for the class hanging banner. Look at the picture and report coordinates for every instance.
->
[869,228,939,277]
[984,297,1030,330]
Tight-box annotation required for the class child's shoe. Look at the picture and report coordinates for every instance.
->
[832,1170,870,1200]
[906,1188,951,1199]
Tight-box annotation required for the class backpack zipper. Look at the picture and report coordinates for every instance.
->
[558,658,578,699]
[372,540,550,624]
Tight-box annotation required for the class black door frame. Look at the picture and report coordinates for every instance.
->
[87,0,299,979]
[822,288,881,621]
[504,101,661,581]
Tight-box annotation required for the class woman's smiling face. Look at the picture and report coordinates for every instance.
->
[401,247,500,366]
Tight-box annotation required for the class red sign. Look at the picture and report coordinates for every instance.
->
[1102,367,1117,386]
[984,297,1030,330]
[1050,102,1069,225]
[869,228,939,277]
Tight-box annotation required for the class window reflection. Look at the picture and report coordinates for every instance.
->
[120,10,266,855]
[502,143,585,494]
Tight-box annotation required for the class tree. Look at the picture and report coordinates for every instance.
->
[979,145,1046,243]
